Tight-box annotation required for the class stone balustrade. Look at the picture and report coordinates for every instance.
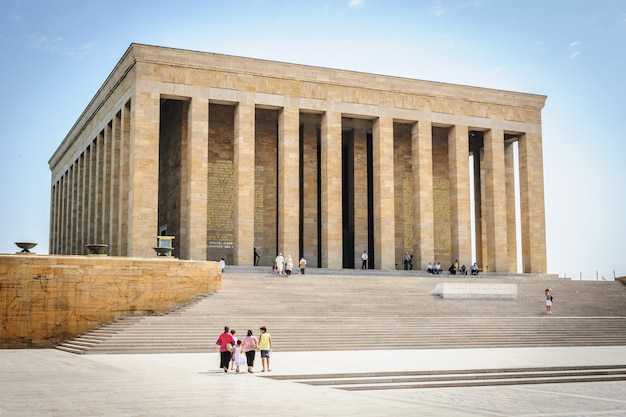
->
[431,282,517,299]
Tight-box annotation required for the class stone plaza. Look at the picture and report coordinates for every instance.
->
[2,269,626,416]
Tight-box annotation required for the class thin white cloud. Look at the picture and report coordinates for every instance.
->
[493,66,504,73]
[568,41,581,59]
[431,3,446,16]
[348,0,364,7]
[27,35,96,59]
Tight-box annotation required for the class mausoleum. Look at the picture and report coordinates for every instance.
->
[48,43,547,272]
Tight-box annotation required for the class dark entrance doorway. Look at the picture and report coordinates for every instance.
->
[342,129,374,269]
[342,130,355,268]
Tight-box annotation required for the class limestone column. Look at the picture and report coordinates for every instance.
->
[102,123,112,250]
[518,132,547,273]
[67,164,74,253]
[71,162,80,254]
[448,125,472,267]
[59,175,66,253]
[49,182,58,253]
[181,98,209,260]
[128,90,160,258]
[372,116,395,270]
[320,111,343,268]
[118,101,131,256]
[233,100,256,265]
[86,142,95,248]
[411,121,434,268]
[505,141,518,272]
[109,112,121,256]
[96,131,105,245]
[483,128,508,272]
[76,161,83,254]
[300,118,319,266]
[278,106,300,260]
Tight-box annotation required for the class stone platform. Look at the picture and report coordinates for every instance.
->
[431,282,518,299]
[1,346,626,416]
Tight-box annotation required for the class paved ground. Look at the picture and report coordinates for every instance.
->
[2,346,626,416]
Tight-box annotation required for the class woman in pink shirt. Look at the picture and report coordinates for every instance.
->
[242,329,259,373]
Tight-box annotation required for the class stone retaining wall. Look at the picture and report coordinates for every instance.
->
[0,255,220,348]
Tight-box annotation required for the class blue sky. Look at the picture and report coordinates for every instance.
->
[1,0,624,279]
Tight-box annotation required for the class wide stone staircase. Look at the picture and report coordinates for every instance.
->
[56,269,626,355]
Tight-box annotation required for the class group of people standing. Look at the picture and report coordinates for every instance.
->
[214,326,273,373]
[273,253,307,275]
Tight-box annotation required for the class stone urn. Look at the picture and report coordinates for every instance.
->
[153,246,174,256]
[15,242,37,253]
[86,244,109,255]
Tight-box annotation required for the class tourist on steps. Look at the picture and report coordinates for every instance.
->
[545,288,554,314]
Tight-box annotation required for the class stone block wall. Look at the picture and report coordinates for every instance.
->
[0,255,220,348]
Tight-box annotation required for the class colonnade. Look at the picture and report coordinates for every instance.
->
[50,96,546,273]
[50,101,131,258]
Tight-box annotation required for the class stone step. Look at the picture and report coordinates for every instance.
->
[265,365,626,391]
[55,272,626,354]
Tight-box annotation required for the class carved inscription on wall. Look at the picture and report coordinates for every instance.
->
[207,159,233,249]
[402,175,414,252]
[433,176,451,259]
[254,166,265,251]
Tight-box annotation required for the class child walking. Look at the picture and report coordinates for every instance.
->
[233,340,247,373]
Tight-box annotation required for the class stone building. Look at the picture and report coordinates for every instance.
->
[48,43,547,272]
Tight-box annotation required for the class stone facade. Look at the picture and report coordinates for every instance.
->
[0,255,221,348]
[49,43,547,272]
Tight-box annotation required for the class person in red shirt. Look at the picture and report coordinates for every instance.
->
[213,326,235,372]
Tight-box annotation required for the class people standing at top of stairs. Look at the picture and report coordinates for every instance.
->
[285,255,293,276]
[545,288,554,314]
[275,253,285,275]
[361,250,368,269]
[299,257,307,275]
[220,257,225,273]
[254,247,260,266]
[403,252,412,270]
